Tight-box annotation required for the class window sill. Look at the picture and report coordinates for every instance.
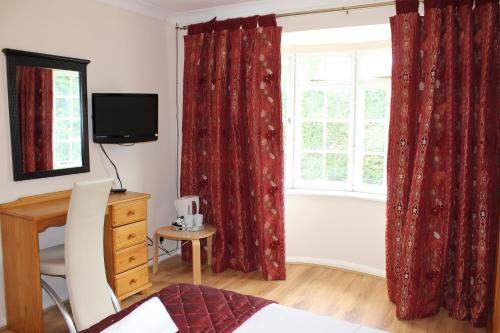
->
[285,188,387,202]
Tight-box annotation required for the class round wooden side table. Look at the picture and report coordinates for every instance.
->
[152,224,217,285]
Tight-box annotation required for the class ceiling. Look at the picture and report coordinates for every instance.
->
[142,0,254,13]
[98,0,355,21]
[98,0,268,19]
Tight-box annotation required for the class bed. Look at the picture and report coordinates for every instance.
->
[81,284,387,333]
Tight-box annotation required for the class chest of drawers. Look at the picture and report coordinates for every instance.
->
[104,195,152,300]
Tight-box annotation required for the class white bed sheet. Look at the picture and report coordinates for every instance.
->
[233,304,389,333]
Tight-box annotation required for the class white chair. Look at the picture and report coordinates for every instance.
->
[39,178,121,332]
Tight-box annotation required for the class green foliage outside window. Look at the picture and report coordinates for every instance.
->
[364,89,386,119]
[301,122,323,149]
[326,122,349,151]
[55,75,70,95]
[364,122,385,153]
[55,143,69,163]
[327,90,351,119]
[72,98,81,117]
[326,153,348,181]
[301,90,324,118]
[363,155,384,185]
[301,153,323,180]
[55,98,70,117]
[55,119,71,140]
[71,76,80,96]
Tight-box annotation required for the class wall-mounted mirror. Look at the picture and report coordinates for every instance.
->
[3,49,90,181]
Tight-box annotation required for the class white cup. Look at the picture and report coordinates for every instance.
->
[194,214,203,227]
[184,214,194,227]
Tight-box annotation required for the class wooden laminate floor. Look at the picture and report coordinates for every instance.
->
[14,256,486,333]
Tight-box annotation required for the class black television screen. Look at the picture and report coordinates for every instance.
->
[92,93,158,143]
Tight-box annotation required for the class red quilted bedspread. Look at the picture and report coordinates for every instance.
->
[80,284,274,333]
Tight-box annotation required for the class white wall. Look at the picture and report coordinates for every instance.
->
[0,0,178,325]
[175,2,395,278]
[285,193,386,276]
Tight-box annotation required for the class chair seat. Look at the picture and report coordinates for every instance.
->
[40,244,65,276]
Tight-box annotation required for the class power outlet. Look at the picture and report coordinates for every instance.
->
[159,236,164,244]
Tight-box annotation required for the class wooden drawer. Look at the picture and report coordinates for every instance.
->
[112,200,147,227]
[113,220,147,251]
[114,242,148,274]
[115,264,149,297]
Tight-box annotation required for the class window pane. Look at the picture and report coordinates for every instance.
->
[71,142,82,162]
[282,90,288,121]
[55,119,71,140]
[326,153,348,182]
[298,55,352,82]
[55,98,70,117]
[324,55,353,82]
[281,58,289,86]
[327,89,351,119]
[364,89,386,119]
[301,153,323,180]
[363,155,384,185]
[301,90,324,118]
[358,51,392,81]
[55,142,70,163]
[71,76,80,96]
[282,90,288,168]
[72,98,81,117]
[301,122,323,149]
[364,122,385,153]
[299,56,323,82]
[72,120,81,140]
[326,122,348,150]
[55,75,70,95]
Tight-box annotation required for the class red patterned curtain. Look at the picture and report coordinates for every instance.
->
[16,65,53,173]
[181,15,286,280]
[386,0,499,326]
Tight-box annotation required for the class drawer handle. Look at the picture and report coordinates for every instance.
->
[127,210,136,217]
[129,279,137,285]
[128,233,136,240]
[129,256,136,262]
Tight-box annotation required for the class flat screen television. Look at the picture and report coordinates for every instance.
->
[92,93,158,143]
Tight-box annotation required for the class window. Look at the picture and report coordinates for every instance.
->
[282,46,391,194]
[52,70,82,169]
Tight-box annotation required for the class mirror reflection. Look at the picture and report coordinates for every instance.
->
[16,65,82,172]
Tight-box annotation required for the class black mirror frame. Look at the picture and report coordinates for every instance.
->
[3,48,91,181]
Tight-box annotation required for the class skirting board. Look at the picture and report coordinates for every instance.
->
[160,253,386,278]
[286,256,386,278]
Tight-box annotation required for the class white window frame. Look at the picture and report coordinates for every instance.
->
[282,42,391,195]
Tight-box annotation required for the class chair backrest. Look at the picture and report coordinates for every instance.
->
[64,178,114,330]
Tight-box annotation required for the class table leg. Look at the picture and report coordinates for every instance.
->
[206,235,213,266]
[153,232,159,274]
[192,239,201,284]
[1,216,44,332]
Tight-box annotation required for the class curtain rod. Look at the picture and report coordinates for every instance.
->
[175,1,410,30]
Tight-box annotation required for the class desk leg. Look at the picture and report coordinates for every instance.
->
[1,216,44,333]
[192,239,201,285]
[153,232,159,274]
[206,236,213,266]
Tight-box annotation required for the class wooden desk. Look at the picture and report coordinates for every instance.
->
[0,190,152,333]
[153,225,216,284]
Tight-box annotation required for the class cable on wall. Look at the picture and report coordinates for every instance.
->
[99,143,124,190]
